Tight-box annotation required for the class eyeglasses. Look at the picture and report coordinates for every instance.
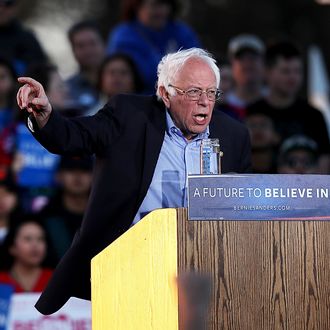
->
[168,84,222,101]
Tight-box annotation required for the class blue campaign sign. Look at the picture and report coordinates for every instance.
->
[0,284,13,330]
[15,123,60,187]
[188,174,330,220]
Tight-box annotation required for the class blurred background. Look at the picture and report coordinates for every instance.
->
[15,0,330,79]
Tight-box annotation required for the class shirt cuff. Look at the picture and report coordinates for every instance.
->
[27,116,35,133]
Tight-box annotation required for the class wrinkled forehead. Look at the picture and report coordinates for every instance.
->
[173,58,217,86]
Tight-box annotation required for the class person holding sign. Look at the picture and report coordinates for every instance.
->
[16,48,251,314]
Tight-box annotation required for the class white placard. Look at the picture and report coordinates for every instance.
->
[6,293,91,330]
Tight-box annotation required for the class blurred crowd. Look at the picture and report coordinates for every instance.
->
[1,0,330,294]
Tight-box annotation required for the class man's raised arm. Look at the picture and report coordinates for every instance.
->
[16,76,117,156]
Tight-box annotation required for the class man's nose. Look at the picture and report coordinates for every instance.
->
[197,92,210,106]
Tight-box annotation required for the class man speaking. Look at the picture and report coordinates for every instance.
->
[17,48,251,314]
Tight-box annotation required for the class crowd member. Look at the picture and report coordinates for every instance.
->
[226,34,265,119]
[0,58,18,179]
[0,216,53,292]
[0,0,47,75]
[0,172,19,245]
[25,63,71,114]
[215,59,240,121]
[277,135,320,174]
[17,47,251,314]
[88,53,144,115]
[245,110,280,173]
[66,20,106,114]
[39,156,93,265]
[0,57,17,132]
[218,60,234,102]
[247,40,330,173]
[106,0,201,94]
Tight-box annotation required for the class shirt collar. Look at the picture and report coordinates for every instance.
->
[165,110,209,141]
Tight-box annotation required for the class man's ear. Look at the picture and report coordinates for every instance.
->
[159,85,171,108]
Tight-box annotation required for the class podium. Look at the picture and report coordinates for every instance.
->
[91,208,330,329]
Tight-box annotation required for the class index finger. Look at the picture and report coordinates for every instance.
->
[17,77,42,90]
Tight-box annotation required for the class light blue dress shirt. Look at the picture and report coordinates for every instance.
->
[133,110,209,224]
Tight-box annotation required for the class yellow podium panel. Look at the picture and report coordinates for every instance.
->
[91,209,178,330]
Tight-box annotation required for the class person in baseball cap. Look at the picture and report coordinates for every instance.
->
[226,34,266,115]
[277,135,320,174]
[228,34,265,60]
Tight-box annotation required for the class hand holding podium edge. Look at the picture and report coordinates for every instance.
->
[17,77,53,129]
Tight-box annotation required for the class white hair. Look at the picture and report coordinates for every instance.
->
[156,48,220,99]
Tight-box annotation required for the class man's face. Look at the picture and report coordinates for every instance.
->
[58,169,92,196]
[138,0,171,30]
[0,186,17,217]
[245,113,279,149]
[101,59,135,97]
[71,29,105,70]
[278,149,318,174]
[0,64,15,96]
[231,50,264,86]
[267,57,303,98]
[47,71,69,109]
[0,0,17,26]
[163,58,217,140]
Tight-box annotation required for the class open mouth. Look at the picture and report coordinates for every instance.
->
[194,114,208,123]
